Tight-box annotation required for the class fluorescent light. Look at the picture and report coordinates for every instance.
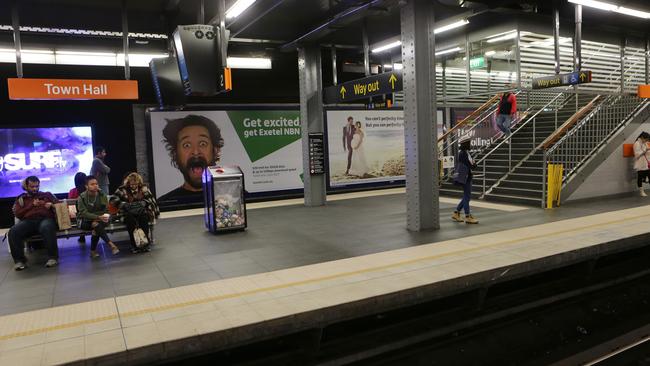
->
[393,63,403,70]
[117,53,167,67]
[372,40,402,54]
[226,0,257,19]
[485,51,496,56]
[227,56,271,69]
[568,0,650,18]
[487,32,517,43]
[615,6,650,19]
[433,19,469,34]
[568,0,617,11]
[436,47,462,56]
[0,48,55,64]
[383,64,392,69]
[55,50,117,66]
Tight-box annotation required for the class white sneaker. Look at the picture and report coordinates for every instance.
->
[14,262,26,271]
[641,188,647,197]
[45,259,58,268]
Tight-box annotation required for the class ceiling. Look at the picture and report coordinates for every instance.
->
[0,0,648,60]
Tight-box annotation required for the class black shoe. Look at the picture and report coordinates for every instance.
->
[78,235,86,243]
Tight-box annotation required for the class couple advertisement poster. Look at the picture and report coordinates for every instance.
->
[149,109,442,204]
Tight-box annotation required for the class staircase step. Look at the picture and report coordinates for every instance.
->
[507,173,542,182]
[491,186,543,198]
[499,180,543,190]
[484,193,542,206]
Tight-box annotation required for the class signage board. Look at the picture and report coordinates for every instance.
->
[469,57,485,70]
[324,71,402,104]
[441,156,455,169]
[7,78,138,100]
[532,70,592,90]
[308,133,325,175]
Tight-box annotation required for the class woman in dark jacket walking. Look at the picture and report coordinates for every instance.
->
[452,135,479,224]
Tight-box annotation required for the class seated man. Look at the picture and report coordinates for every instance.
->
[9,176,60,270]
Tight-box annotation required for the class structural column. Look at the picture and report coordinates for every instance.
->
[298,47,326,206]
[401,0,438,231]
[574,4,582,71]
[11,1,22,78]
[553,8,561,74]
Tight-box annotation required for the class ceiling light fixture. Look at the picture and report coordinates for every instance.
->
[433,19,469,34]
[487,31,517,43]
[227,56,272,69]
[485,50,496,56]
[436,47,462,56]
[371,40,402,53]
[568,0,650,19]
[226,0,258,19]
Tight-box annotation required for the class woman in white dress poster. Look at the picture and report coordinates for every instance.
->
[349,121,370,176]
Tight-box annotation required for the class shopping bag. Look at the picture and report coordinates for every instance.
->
[133,228,149,248]
[54,202,72,230]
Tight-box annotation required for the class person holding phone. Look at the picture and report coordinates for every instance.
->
[9,176,60,270]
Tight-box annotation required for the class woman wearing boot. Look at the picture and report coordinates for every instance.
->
[633,132,650,197]
[451,135,479,224]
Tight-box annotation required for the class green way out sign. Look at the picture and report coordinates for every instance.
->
[324,71,402,104]
[469,57,485,70]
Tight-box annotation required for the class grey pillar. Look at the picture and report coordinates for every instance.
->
[515,29,521,88]
[331,45,337,85]
[465,34,471,93]
[553,8,561,74]
[646,38,649,85]
[11,2,22,78]
[620,38,625,93]
[122,0,130,80]
[574,4,582,71]
[401,0,438,231]
[362,23,370,76]
[298,47,326,206]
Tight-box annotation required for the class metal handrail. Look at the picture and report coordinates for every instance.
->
[541,95,648,207]
[474,91,569,196]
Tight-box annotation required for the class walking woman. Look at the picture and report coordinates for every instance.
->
[77,175,120,258]
[452,135,479,224]
[633,132,650,197]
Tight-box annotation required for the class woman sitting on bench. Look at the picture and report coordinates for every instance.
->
[77,175,120,259]
[110,172,159,253]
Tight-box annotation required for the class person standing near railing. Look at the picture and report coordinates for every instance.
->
[633,132,650,197]
[496,91,517,143]
[451,135,479,224]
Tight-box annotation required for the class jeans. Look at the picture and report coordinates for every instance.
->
[456,178,472,215]
[80,220,111,251]
[9,218,58,263]
[124,213,150,249]
[638,170,650,187]
[496,114,512,136]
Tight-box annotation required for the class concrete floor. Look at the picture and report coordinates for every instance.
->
[0,192,645,317]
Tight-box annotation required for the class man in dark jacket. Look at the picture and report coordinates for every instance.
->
[9,176,60,270]
[90,146,111,193]
[342,116,355,175]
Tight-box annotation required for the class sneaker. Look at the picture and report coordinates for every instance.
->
[641,188,647,197]
[14,262,27,271]
[451,211,464,222]
[90,251,100,259]
[45,259,58,268]
[78,235,86,243]
[131,247,141,254]
[110,245,120,255]
[465,215,479,224]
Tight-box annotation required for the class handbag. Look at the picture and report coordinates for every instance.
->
[53,202,72,230]
[124,201,147,216]
[133,227,149,248]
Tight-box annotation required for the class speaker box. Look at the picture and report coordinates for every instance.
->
[173,24,227,96]
[149,56,185,107]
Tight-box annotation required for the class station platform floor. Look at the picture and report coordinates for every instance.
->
[0,189,649,365]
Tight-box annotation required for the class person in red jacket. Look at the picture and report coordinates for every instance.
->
[9,176,60,271]
[496,91,517,141]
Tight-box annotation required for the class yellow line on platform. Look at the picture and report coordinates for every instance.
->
[1,211,646,341]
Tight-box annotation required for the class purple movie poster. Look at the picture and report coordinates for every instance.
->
[0,127,94,198]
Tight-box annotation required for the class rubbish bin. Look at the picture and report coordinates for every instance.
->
[203,165,247,233]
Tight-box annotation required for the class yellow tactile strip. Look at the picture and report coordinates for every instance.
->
[0,206,648,349]
[0,207,650,365]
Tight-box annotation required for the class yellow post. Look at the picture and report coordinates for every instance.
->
[546,164,555,209]
[556,164,563,206]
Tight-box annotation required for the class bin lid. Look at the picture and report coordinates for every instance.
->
[207,165,242,177]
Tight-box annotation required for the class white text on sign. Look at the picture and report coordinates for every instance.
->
[44,83,108,96]
[353,80,380,96]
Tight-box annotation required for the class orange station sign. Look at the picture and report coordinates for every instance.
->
[7,78,139,100]
[639,85,650,99]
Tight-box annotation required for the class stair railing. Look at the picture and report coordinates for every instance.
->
[473,91,569,196]
[541,95,649,207]
[438,90,525,181]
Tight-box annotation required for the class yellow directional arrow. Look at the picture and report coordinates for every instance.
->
[340,85,347,99]
[579,72,586,82]
[389,74,398,89]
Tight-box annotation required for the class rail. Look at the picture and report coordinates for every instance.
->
[542,95,649,207]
